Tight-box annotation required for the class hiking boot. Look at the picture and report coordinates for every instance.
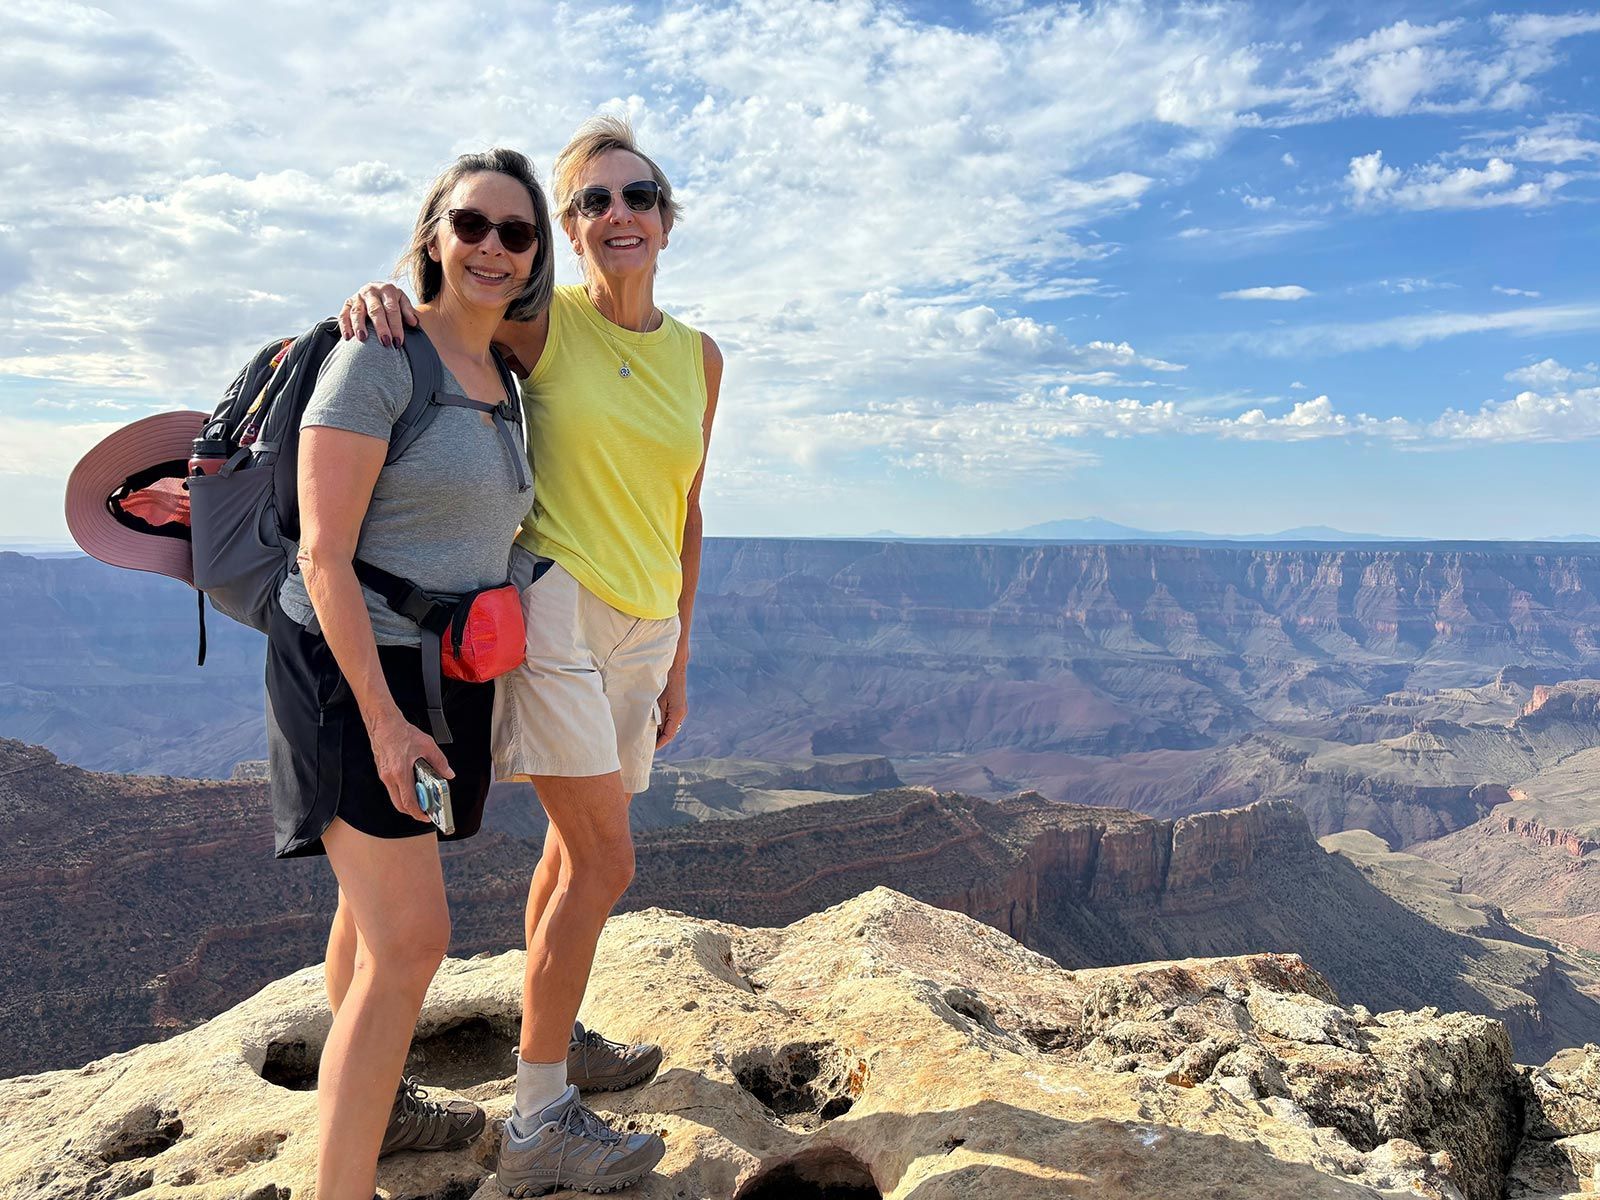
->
[379,1075,486,1157]
[568,1022,662,1093]
[496,1084,665,1196]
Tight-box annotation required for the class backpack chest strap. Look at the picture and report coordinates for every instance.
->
[433,391,531,493]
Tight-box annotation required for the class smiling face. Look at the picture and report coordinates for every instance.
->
[565,148,668,283]
[430,171,539,312]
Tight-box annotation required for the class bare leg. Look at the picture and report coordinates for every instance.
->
[525,820,562,954]
[326,885,357,1015]
[517,783,634,1021]
[316,819,451,1200]
[520,772,634,1064]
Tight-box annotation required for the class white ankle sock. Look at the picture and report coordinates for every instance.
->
[511,1057,568,1135]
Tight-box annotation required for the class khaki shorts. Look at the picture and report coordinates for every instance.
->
[492,560,680,794]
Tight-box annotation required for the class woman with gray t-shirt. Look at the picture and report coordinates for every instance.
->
[267,149,552,1200]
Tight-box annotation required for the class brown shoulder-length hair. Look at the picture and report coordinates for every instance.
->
[397,148,554,322]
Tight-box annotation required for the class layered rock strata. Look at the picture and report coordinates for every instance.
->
[620,789,1600,1059]
[14,540,1600,780]
[10,731,1600,1078]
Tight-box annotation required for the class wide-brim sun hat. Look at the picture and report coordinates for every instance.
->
[65,410,209,586]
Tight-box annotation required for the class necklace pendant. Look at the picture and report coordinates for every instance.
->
[618,364,632,379]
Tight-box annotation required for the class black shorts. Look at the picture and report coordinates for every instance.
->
[266,599,494,859]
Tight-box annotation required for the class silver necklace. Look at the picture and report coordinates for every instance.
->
[591,296,660,379]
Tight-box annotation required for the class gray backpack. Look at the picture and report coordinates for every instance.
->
[188,320,528,660]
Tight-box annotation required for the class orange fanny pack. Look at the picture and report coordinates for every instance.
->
[349,560,527,745]
[440,582,525,683]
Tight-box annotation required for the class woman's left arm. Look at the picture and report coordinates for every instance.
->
[656,333,723,749]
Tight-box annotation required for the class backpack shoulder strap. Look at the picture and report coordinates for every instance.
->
[385,329,530,492]
[490,347,521,425]
[386,325,445,466]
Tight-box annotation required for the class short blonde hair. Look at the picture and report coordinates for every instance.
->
[552,115,682,237]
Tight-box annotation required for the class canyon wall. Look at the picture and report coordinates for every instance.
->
[11,735,1599,1075]
[11,540,1600,778]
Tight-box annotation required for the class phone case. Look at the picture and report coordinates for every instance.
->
[413,761,456,836]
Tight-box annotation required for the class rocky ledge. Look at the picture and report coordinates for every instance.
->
[4,888,1599,1200]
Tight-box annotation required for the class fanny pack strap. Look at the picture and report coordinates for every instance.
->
[352,558,457,746]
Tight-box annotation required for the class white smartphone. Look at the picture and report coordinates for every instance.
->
[413,759,456,836]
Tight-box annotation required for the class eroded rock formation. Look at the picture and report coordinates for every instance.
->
[5,889,1597,1200]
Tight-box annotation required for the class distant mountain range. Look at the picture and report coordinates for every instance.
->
[862,517,1600,543]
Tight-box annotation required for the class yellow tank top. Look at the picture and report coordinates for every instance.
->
[517,285,708,619]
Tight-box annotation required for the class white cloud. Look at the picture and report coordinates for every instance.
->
[1378,277,1456,294]
[1080,340,1186,373]
[1333,21,1461,117]
[1217,395,1410,442]
[1346,150,1568,210]
[0,415,135,479]
[1505,358,1598,389]
[0,1,1249,423]
[1224,305,1600,356]
[1174,218,1327,246]
[3,3,1600,520]
[1296,17,1560,120]
[1464,116,1600,164]
[1493,285,1542,298]
[1495,13,1600,43]
[1290,380,1306,389]
[761,358,1600,478]
[1219,285,1311,301]
[1429,386,1600,442]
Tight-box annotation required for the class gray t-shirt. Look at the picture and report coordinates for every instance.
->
[277,334,533,645]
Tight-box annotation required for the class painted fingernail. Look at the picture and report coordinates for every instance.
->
[379,335,390,348]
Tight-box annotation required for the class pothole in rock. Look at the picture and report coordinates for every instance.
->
[256,1017,516,1093]
[412,1182,482,1200]
[732,1042,865,1131]
[403,1017,518,1093]
[259,1038,319,1091]
[1019,1025,1076,1053]
[734,1147,882,1200]
[99,1106,184,1162]
[939,987,1003,1036]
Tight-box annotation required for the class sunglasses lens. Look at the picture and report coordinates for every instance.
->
[576,188,611,218]
[498,221,537,254]
[623,182,659,211]
[450,210,491,243]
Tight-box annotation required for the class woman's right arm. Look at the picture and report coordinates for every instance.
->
[296,425,452,820]
[340,285,549,375]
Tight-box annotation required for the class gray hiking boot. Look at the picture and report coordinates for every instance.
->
[496,1084,665,1196]
[379,1075,486,1157]
[568,1021,662,1093]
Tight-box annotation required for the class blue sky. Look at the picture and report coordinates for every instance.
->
[2,0,1598,541]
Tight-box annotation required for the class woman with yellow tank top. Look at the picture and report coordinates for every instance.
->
[342,117,720,1192]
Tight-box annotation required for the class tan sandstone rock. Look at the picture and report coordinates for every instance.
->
[0,888,1560,1199]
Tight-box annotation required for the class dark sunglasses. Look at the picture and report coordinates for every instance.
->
[446,208,540,254]
[572,179,661,219]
